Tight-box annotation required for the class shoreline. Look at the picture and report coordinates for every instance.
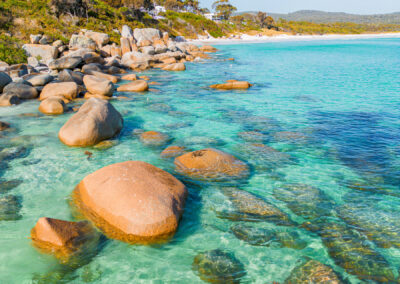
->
[189,32,400,45]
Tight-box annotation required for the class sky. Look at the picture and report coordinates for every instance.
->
[200,0,400,15]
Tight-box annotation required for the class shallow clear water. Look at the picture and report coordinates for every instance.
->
[1,38,400,283]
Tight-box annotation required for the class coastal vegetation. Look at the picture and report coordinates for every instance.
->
[277,19,400,35]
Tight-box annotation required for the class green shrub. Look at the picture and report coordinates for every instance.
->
[0,35,27,64]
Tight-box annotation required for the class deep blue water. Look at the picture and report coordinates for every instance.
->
[0,38,400,283]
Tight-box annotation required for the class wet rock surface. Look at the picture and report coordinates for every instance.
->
[31,217,101,263]
[174,148,249,181]
[273,184,336,220]
[192,249,246,283]
[284,260,343,284]
[139,131,170,147]
[0,179,23,193]
[303,219,396,282]
[338,201,400,249]
[0,195,22,221]
[218,187,293,226]
[231,224,307,249]
[72,161,187,243]
[58,98,123,147]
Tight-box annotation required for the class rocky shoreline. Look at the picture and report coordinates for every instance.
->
[0,26,396,283]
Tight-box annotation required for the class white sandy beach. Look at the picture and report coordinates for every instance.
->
[190,32,400,45]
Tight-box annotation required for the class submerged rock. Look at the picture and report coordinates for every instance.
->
[219,187,293,226]
[93,140,117,150]
[343,180,400,198]
[182,136,224,147]
[0,195,22,221]
[0,179,23,193]
[161,146,186,158]
[139,131,170,147]
[241,116,281,133]
[238,131,268,143]
[31,217,101,263]
[72,161,187,243]
[0,121,10,131]
[273,131,309,144]
[192,249,246,283]
[0,146,28,162]
[338,202,400,249]
[147,103,173,113]
[231,224,307,249]
[58,98,123,147]
[304,219,396,282]
[273,184,335,220]
[284,260,342,284]
[237,143,295,170]
[174,148,249,181]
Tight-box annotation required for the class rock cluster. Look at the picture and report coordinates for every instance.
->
[0,27,223,113]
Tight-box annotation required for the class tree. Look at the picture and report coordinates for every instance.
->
[123,0,154,10]
[163,0,184,11]
[256,11,275,29]
[212,0,237,20]
[183,0,200,13]
[50,0,90,17]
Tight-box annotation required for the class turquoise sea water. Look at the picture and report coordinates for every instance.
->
[1,38,400,283]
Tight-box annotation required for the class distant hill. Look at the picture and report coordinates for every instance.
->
[238,10,400,24]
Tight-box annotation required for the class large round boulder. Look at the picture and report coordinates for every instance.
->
[83,75,114,97]
[174,148,248,180]
[58,69,84,85]
[0,72,12,92]
[39,97,66,115]
[48,56,83,70]
[88,70,119,83]
[27,74,54,86]
[117,80,148,92]
[3,82,38,99]
[58,98,123,147]
[39,82,78,101]
[72,161,187,243]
